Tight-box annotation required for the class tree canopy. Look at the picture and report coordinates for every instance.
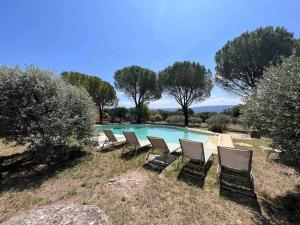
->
[159,61,213,126]
[61,71,117,123]
[114,65,161,123]
[242,55,300,163]
[215,26,299,97]
[0,66,96,148]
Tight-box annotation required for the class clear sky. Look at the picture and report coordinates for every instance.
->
[1,0,299,108]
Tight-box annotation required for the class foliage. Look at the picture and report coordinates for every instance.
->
[108,107,128,122]
[215,26,299,97]
[159,61,213,126]
[206,114,231,133]
[222,105,242,118]
[61,71,117,123]
[189,116,203,125]
[97,80,118,122]
[176,108,194,116]
[194,112,217,123]
[0,66,96,148]
[150,114,163,122]
[128,106,150,123]
[155,110,174,120]
[242,55,300,163]
[114,65,162,123]
[165,115,184,124]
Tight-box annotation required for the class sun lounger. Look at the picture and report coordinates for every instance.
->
[217,146,254,194]
[177,139,213,177]
[100,129,126,150]
[146,136,180,161]
[122,132,150,156]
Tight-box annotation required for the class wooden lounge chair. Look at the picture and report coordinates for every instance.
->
[100,129,126,150]
[177,139,213,177]
[217,146,254,195]
[145,136,180,163]
[122,132,150,156]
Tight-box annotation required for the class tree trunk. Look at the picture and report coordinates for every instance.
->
[136,106,141,124]
[99,107,103,124]
[183,106,189,126]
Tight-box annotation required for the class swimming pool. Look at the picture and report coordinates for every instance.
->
[99,124,211,145]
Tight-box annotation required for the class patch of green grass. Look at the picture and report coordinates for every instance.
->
[67,187,77,196]
[32,196,47,205]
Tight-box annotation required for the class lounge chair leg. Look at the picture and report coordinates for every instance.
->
[101,140,107,151]
[176,156,183,171]
[146,149,152,161]
[121,145,126,156]
[250,175,255,191]
[134,146,137,156]
[216,165,221,185]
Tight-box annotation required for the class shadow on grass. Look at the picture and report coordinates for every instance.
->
[143,154,178,173]
[0,145,88,193]
[220,189,269,225]
[260,184,300,225]
[271,156,300,174]
[120,145,150,161]
[177,159,213,188]
[99,142,126,153]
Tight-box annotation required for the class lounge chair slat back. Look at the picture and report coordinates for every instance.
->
[180,139,205,161]
[218,146,252,172]
[103,129,117,142]
[123,132,140,146]
[147,136,169,153]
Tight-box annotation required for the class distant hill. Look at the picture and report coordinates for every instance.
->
[156,105,236,113]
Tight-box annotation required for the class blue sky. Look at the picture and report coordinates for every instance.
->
[1,0,299,108]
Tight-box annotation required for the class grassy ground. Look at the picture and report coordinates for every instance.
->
[0,137,299,225]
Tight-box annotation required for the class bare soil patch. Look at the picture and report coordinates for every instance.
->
[103,170,150,198]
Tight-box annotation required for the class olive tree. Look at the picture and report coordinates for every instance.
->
[114,65,161,123]
[159,61,213,126]
[61,72,117,124]
[215,26,299,97]
[0,66,96,149]
[242,55,300,163]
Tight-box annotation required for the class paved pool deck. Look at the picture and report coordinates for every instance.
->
[187,128,234,154]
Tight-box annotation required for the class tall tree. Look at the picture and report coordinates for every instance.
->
[158,61,213,126]
[215,26,299,97]
[61,72,117,123]
[98,81,118,123]
[242,55,300,163]
[114,65,161,123]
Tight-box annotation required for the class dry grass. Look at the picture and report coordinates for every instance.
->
[0,137,299,225]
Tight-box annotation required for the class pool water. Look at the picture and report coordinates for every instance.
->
[99,124,210,144]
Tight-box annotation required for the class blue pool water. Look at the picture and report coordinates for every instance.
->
[99,124,210,144]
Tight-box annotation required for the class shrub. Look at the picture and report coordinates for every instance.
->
[128,106,150,123]
[222,105,242,118]
[150,114,163,122]
[156,109,173,120]
[194,112,217,123]
[189,116,202,124]
[206,114,231,133]
[108,107,128,122]
[166,115,184,124]
[242,55,300,163]
[0,65,96,148]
